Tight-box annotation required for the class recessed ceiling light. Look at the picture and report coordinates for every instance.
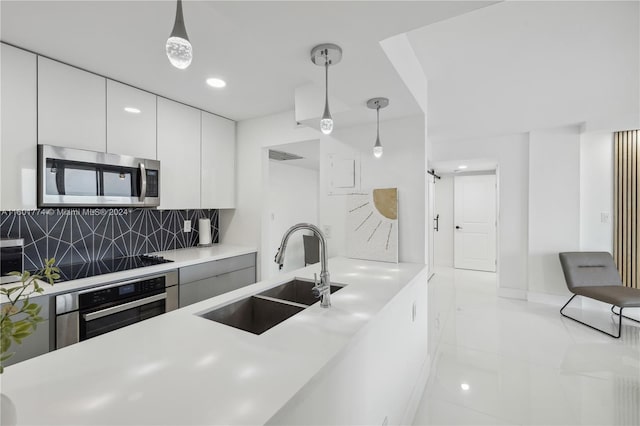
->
[206,78,227,88]
[124,107,141,114]
[460,383,470,391]
[458,165,468,170]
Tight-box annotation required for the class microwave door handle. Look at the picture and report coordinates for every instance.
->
[139,162,147,201]
[55,163,65,195]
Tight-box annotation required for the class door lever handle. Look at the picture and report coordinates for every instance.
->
[455,225,462,229]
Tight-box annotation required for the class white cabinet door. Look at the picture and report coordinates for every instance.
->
[1,44,38,210]
[37,57,106,151]
[201,111,236,208]
[157,98,201,209]
[106,80,157,159]
[179,267,256,308]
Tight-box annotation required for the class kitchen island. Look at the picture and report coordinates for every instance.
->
[0,257,429,425]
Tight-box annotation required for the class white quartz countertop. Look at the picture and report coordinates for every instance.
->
[0,244,257,301]
[0,257,427,425]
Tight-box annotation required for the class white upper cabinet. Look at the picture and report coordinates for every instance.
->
[1,44,37,210]
[201,112,236,209]
[106,81,157,159]
[157,98,201,209]
[37,57,106,151]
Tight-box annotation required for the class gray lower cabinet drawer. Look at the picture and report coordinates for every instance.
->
[1,294,51,367]
[180,253,256,283]
[179,267,256,308]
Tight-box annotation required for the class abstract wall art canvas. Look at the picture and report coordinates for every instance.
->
[346,187,399,263]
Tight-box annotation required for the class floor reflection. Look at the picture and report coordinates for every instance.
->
[414,267,640,425]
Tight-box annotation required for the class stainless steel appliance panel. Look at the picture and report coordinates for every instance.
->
[55,270,178,315]
[38,144,160,207]
[55,270,178,349]
[56,311,79,350]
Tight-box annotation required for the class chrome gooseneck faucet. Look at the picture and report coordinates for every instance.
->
[274,223,331,308]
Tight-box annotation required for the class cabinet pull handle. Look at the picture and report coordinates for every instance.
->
[139,162,147,201]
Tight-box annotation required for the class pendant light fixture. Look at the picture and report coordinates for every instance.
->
[166,0,192,69]
[311,44,342,135]
[367,97,389,158]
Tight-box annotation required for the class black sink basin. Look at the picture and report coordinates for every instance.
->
[258,278,344,306]
[199,296,304,335]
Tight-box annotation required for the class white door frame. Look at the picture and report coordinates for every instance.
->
[427,174,436,279]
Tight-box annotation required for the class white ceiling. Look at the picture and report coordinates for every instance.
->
[407,1,640,142]
[1,0,495,126]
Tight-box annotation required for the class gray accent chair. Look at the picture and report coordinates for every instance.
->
[558,252,640,338]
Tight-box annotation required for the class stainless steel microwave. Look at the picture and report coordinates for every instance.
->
[37,145,160,208]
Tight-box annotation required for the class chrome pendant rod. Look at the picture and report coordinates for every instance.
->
[170,0,189,40]
[322,59,331,120]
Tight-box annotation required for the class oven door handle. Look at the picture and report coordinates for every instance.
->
[82,293,166,322]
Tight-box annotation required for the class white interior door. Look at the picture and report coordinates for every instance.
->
[454,175,497,272]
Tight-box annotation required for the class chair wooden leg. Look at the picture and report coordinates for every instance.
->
[560,294,622,338]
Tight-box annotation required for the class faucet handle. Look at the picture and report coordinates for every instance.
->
[312,273,321,298]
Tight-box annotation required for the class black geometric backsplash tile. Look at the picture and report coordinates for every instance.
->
[94,212,114,261]
[0,209,219,269]
[20,213,47,271]
[0,213,20,239]
[47,213,74,267]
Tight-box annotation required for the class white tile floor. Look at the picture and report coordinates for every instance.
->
[412,268,640,426]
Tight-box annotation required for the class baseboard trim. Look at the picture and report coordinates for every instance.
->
[527,291,570,307]
[497,287,528,300]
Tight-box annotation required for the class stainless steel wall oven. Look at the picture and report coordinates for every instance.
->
[55,270,178,348]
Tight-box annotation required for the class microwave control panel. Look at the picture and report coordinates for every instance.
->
[146,169,159,198]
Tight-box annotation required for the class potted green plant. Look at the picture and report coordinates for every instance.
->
[0,258,59,374]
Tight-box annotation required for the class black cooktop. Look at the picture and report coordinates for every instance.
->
[51,255,173,282]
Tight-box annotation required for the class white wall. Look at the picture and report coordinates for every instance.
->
[264,161,319,279]
[379,33,428,115]
[431,133,529,295]
[379,32,430,268]
[220,110,319,278]
[223,110,427,279]
[528,125,581,296]
[580,131,614,252]
[434,176,453,267]
[397,1,636,300]
[319,114,426,264]
[432,127,618,298]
